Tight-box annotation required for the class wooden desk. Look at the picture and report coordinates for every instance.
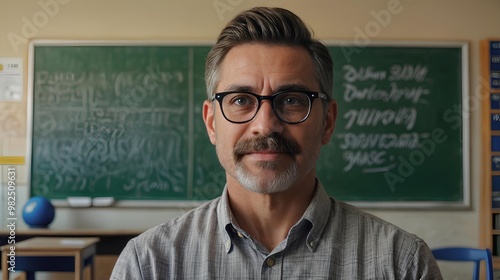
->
[0,229,142,279]
[1,237,99,280]
[0,229,142,254]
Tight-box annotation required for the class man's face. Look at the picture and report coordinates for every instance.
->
[203,43,336,194]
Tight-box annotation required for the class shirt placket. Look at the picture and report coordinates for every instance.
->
[260,253,282,280]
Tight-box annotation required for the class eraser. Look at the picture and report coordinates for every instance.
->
[67,197,92,207]
[92,197,115,207]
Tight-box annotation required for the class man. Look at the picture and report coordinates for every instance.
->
[111,7,442,279]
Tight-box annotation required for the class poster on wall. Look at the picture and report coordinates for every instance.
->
[0,58,23,102]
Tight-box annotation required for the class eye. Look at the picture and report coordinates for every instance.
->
[277,92,309,107]
[283,96,301,105]
[227,93,256,107]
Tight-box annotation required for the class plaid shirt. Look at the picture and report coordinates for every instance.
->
[111,182,442,279]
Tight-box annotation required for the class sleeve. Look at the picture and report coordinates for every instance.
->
[402,239,443,280]
[110,238,143,280]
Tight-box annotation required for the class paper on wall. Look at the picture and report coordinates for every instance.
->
[0,58,23,102]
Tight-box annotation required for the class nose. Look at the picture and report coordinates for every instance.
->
[249,100,284,136]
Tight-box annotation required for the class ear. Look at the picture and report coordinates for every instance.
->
[203,100,217,145]
[322,100,337,145]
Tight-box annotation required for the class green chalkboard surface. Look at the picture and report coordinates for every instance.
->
[318,42,468,208]
[28,40,469,208]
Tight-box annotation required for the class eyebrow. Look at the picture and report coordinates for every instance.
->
[222,83,314,94]
[223,84,255,93]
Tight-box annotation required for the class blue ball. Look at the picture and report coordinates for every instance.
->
[22,196,55,228]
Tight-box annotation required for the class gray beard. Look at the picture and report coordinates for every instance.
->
[234,161,299,194]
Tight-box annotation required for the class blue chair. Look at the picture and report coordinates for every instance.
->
[432,247,494,280]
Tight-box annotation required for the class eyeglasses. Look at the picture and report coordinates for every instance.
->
[212,90,329,124]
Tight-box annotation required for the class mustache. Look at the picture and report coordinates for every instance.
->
[233,133,301,161]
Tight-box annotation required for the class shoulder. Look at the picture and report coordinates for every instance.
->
[131,197,221,249]
[333,198,420,239]
[330,198,432,257]
[330,199,440,277]
[111,198,223,279]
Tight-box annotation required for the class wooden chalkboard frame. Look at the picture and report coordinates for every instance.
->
[26,39,470,209]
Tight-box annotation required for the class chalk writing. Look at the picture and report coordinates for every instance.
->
[339,63,431,173]
[343,65,386,82]
[389,64,428,82]
[343,150,387,172]
[32,62,191,197]
[338,133,419,150]
[343,83,429,103]
[343,107,417,130]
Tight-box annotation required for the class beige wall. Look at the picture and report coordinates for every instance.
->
[1,0,499,278]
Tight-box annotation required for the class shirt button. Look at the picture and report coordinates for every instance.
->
[225,240,231,251]
[266,257,275,267]
[309,240,316,247]
[237,232,244,238]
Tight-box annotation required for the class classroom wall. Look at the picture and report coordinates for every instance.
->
[1,0,499,278]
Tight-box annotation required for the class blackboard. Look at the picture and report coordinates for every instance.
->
[318,41,469,208]
[27,40,469,208]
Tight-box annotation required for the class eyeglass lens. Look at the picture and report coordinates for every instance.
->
[221,92,311,123]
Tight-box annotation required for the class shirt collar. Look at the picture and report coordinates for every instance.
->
[216,180,332,254]
[300,180,332,252]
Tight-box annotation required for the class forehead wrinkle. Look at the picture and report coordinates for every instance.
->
[275,83,314,92]
[221,83,315,95]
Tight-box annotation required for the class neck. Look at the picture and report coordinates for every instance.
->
[227,177,316,251]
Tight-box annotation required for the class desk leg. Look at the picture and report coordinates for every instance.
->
[2,250,9,280]
[90,255,95,280]
[75,252,82,280]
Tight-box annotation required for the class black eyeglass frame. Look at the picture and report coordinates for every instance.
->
[212,90,330,124]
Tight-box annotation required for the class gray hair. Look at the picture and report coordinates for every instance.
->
[205,7,333,99]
